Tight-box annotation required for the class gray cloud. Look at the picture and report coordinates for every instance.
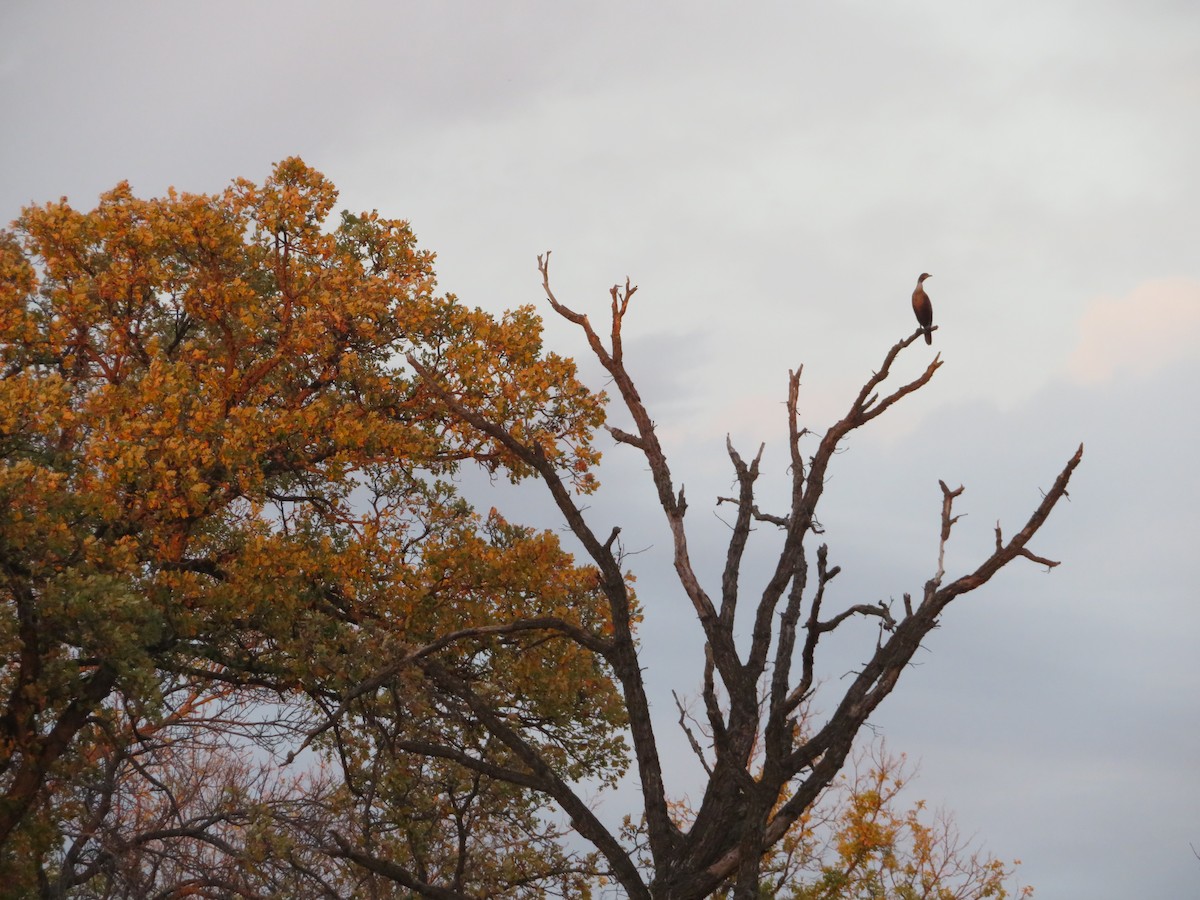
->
[3,1,1198,893]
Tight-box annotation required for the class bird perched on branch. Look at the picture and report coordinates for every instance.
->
[911,273,933,344]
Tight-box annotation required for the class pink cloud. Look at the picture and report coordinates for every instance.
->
[1067,279,1200,385]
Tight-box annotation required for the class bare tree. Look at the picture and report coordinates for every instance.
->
[43,675,353,899]
[389,255,1082,899]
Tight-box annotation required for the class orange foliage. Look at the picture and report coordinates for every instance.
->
[0,158,614,865]
[767,745,1032,899]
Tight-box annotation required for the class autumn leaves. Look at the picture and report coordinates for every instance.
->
[0,159,620,890]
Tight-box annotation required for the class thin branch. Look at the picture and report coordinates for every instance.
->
[406,345,677,864]
[719,438,764,627]
[784,543,841,715]
[933,480,965,589]
[607,424,647,450]
[419,657,651,900]
[924,444,1083,610]
[328,833,476,900]
[673,691,714,777]
[287,617,612,762]
[539,253,728,661]
[815,602,896,634]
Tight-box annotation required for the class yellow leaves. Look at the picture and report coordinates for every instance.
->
[409,299,607,492]
[770,745,1028,899]
[0,156,607,583]
[232,156,340,245]
[1,160,623,872]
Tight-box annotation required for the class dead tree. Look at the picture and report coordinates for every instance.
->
[400,255,1083,899]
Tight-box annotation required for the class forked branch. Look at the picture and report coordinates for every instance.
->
[404,257,1083,900]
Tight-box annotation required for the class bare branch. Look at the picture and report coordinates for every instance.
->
[702,646,727,751]
[927,444,1083,610]
[603,526,622,552]
[816,602,896,634]
[673,691,714,777]
[934,480,966,589]
[538,255,720,643]
[328,833,475,900]
[751,506,790,528]
[407,345,678,865]
[784,543,842,715]
[720,438,764,627]
[382,260,1083,899]
[1014,547,1061,568]
[607,424,647,449]
[417,657,651,900]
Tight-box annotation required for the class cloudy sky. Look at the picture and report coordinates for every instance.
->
[3,1,1198,895]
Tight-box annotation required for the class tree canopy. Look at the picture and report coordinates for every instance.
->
[0,159,622,891]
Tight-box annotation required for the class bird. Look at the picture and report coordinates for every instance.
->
[911,273,933,344]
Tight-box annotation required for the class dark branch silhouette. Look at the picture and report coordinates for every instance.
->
[393,253,1082,898]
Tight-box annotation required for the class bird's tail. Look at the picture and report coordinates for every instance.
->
[924,329,932,345]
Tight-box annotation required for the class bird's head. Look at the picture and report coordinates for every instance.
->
[918,272,932,283]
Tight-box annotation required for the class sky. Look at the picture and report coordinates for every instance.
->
[3,1,1199,895]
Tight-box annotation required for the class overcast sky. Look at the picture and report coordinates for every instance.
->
[3,2,1199,896]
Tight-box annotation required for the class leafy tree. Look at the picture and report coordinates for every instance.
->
[0,159,620,890]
